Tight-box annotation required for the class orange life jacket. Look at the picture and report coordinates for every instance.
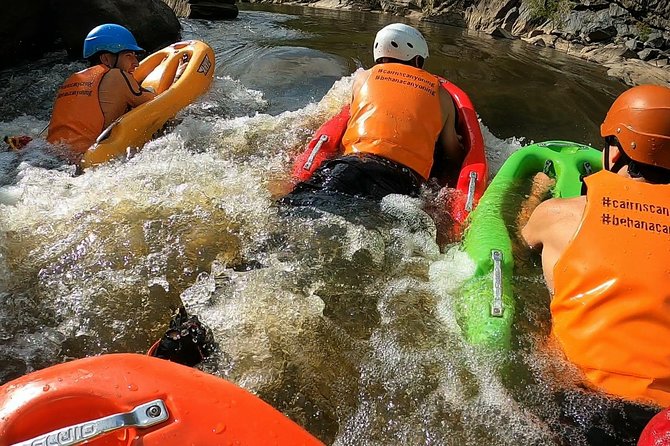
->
[552,170,670,407]
[47,65,109,154]
[342,63,443,180]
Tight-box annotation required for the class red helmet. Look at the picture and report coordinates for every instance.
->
[638,408,670,446]
[600,85,670,170]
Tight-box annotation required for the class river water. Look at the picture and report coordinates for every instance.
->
[0,5,637,445]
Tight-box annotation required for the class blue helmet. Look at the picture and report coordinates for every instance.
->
[83,24,144,59]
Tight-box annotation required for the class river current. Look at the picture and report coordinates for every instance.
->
[0,5,636,445]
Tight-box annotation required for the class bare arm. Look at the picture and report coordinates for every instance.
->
[521,195,586,291]
[99,69,155,111]
[120,70,156,108]
[431,87,465,182]
[521,199,551,250]
[437,87,465,166]
[518,172,555,248]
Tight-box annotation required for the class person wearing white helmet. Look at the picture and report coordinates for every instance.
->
[48,24,156,161]
[287,23,463,201]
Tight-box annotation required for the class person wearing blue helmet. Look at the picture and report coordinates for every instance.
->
[47,24,156,160]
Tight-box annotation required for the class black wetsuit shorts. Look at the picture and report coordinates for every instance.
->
[286,154,423,202]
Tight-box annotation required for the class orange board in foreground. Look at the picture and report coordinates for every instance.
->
[0,353,324,446]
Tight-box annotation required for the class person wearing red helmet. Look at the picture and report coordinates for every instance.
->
[522,85,670,408]
[285,23,464,202]
[47,24,156,161]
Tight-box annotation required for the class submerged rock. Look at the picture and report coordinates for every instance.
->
[163,0,240,20]
[190,0,240,20]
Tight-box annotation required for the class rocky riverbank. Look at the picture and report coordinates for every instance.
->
[239,0,670,86]
[464,0,670,86]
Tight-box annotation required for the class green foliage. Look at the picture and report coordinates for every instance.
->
[524,0,572,23]
[635,21,652,42]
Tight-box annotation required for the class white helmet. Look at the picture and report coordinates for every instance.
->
[373,23,429,63]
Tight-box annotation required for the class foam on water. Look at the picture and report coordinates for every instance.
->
[0,68,353,372]
[0,76,607,444]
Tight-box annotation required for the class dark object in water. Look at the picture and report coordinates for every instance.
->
[149,306,215,367]
[3,135,32,151]
[551,389,660,446]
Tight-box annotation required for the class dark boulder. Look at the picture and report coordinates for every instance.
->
[189,0,240,20]
[625,38,643,52]
[615,46,639,60]
[644,32,667,50]
[586,25,617,43]
[0,0,181,69]
[638,48,661,61]
[491,26,517,39]
[163,0,239,20]
[51,0,182,59]
[0,0,59,69]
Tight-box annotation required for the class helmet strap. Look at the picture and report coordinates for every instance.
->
[610,152,630,174]
[605,146,632,173]
[376,56,424,68]
[414,56,425,69]
[627,160,643,178]
[604,138,629,174]
[603,143,612,171]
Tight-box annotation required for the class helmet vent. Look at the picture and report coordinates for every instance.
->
[373,23,429,63]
